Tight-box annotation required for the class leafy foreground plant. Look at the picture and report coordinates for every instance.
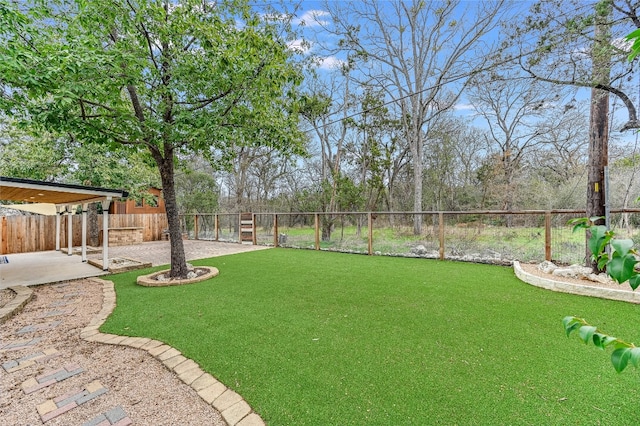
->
[564,217,640,373]
[103,249,640,424]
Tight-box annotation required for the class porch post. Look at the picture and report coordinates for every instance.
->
[101,198,112,271]
[81,203,88,262]
[55,206,63,251]
[67,206,73,256]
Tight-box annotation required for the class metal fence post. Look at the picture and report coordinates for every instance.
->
[368,213,373,255]
[439,212,445,260]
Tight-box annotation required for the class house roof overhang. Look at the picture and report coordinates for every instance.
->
[0,176,129,206]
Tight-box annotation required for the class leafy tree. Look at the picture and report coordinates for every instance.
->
[343,87,400,212]
[0,0,304,277]
[175,168,218,215]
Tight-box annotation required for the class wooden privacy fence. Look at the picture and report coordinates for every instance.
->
[0,213,167,254]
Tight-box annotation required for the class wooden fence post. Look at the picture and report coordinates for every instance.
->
[314,213,320,250]
[273,214,279,247]
[0,216,6,255]
[439,212,445,260]
[252,214,257,245]
[194,214,199,240]
[545,211,552,261]
[214,214,219,241]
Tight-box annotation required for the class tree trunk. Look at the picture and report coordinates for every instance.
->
[157,155,189,278]
[88,202,99,247]
[586,0,611,270]
[412,134,423,235]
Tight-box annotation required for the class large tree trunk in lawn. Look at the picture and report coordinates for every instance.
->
[157,155,188,278]
[88,202,99,247]
[586,1,611,271]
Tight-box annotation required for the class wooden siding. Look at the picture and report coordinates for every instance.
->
[0,213,167,254]
[108,187,166,214]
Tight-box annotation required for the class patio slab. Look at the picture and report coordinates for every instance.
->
[0,251,107,289]
[0,240,269,290]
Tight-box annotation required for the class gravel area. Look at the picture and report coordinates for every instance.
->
[0,289,13,307]
[519,263,635,292]
[0,279,226,425]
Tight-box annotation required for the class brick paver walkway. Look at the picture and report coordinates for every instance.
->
[87,240,269,267]
[1,241,269,425]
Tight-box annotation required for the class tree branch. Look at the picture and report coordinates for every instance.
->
[520,60,640,131]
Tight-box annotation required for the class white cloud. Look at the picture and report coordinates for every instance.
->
[294,10,330,27]
[317,56,345,70]
[612,37,633,52]
[454,103,476,112]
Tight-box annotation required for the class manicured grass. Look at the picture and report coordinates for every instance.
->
[102,249,640,425]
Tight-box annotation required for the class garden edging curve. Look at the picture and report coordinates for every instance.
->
[513,261,640,304]
[80,277,265,426]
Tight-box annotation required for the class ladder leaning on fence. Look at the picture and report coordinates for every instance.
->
[240,213,255,245]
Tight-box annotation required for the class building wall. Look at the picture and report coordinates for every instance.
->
[109,187,166,215]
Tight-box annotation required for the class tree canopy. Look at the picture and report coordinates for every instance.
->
[0,0,305,277]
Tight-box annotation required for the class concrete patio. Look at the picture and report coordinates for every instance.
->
[0,240,269,289]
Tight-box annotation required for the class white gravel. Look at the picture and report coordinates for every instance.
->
[519,263,635,292]
[0,279,226,425]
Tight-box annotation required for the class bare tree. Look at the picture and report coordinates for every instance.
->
[299,72,352,239]
[517,0,640,131]
[324,0,508,234]
[468,73,572,219]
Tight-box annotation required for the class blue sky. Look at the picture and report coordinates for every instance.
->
[281,0,639,141]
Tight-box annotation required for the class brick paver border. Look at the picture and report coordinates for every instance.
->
[82,405,132,426]
[2,348,61,373]
[81,277,266,426]
[37,380,108,423]
[22,363,85,394]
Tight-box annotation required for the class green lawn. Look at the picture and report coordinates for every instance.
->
[102,249,640,425]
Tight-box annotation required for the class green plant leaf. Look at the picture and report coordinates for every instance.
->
[611,239,634,257]
[578,325,597,344]
[608,254,638,284]
[611,347,632,373]
[592,333,618,350]
[568,217,590,233]
[597,254,609,270]
[562,316,583,337]
[588,225,609,257]
[630,348,640,367]
[626,28,640,41]
[629,275,640,290]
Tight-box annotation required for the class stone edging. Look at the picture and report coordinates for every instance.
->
[80,277,265,426]
[513,261,640,304]
[0,286,35,324]
[136,266,219,287]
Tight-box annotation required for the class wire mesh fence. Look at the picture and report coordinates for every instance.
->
[177,209,640,266]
